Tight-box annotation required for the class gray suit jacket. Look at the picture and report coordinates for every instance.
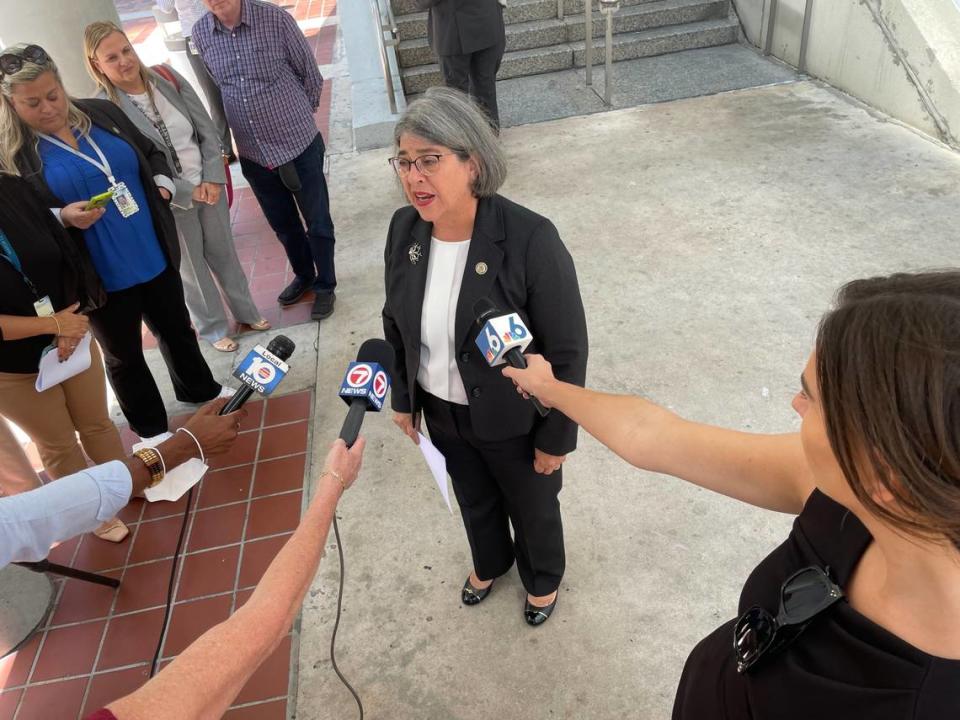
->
[97,65,225,210]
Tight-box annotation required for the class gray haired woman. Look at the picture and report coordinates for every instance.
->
[382,87,589,625]
[84,21,269,352]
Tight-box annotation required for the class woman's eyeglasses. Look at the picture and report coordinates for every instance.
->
[388,153,456,177]
[733,565,844,674]
[0,45,49,78]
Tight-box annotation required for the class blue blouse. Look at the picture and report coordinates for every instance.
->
[39,125,166,292]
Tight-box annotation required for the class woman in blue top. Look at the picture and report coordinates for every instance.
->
[0,44,223,439]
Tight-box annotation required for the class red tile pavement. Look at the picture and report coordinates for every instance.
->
[0,390,313,719]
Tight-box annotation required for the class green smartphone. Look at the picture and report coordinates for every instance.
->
[84,189,114,211]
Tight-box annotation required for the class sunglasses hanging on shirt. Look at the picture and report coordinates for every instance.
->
[733,565,845,674]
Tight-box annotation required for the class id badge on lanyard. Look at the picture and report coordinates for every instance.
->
[0,230,55,317]
[110,181,139,218]
[40,131,140,219]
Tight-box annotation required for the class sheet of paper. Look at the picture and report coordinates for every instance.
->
[133,432,209,502]
[417,431,452,513]
[35,333,92,392]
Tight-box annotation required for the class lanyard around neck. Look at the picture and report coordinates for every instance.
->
[39,131,116,185]
[0,230,42,299]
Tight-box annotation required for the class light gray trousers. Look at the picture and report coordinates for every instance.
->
[174,195,261,342]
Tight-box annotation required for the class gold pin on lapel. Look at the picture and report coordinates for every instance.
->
[475,262,488,275]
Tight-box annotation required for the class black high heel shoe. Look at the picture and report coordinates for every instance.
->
[461,576,494,606]
[524,594,558,626]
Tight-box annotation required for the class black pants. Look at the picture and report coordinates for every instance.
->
[438,37,506,129]
[88,265,221,437]
[420,390,564,596]
[239,134,337,294]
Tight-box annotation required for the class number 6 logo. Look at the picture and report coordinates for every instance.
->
[485,325,502,353]
[508,315,528,339]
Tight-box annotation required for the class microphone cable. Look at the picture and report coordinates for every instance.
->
[330,515,364,719]
[149,485,195,677]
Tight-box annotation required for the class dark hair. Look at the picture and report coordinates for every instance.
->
[816,271,960,550]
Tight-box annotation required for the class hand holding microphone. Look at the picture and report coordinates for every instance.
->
[501,353,558,408]
[473,298,550,417]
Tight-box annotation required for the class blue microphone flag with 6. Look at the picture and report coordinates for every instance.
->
[475,312,532,366]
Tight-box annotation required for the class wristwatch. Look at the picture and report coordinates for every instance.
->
[133,447,165,488]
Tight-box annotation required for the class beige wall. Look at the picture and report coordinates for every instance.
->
[732,0,960,147]
[0,0,122,97]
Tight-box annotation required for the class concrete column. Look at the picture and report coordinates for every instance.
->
[0,0,122,97]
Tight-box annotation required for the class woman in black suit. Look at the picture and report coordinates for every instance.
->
[382,87,588,625]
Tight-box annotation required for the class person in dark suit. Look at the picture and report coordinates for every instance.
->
[420,0,507,129]
[0,43,223,440]
[382,87,588,625]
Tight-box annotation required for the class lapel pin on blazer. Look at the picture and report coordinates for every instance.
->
[475,262,488,275]
[408,242,422,264]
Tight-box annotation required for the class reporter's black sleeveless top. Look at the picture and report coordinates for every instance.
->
[672,490,960,719]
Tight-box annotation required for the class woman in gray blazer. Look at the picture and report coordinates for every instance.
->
[83,22,269,352]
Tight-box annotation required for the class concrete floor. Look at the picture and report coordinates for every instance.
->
[138,78,960,719]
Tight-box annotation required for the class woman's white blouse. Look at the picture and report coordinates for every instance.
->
[417,237,471,405]
[129,88,204,186]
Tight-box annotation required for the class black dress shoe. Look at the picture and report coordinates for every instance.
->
[461,576,494,606]
[524,595,557,626]
[311,291,336,320]
[278,276,313,306]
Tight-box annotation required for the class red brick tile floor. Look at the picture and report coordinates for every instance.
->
[0,390,313,719]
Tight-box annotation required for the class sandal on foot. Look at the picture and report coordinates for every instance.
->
[246,319,272,331]
[93,518,130,543]
[212,337,239,352]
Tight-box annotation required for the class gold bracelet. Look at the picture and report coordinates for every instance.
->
[51,315,61,336]
[321,469,346,494]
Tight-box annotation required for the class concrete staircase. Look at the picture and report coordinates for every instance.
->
[392,0,739,95]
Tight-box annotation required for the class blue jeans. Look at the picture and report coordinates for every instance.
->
[240,133,337,293]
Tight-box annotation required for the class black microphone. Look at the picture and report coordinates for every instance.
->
[219,335,296,415]
[473,298,550,417]
[338,339,396,448]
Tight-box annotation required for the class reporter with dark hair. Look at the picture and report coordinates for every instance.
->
[503,271,960,718]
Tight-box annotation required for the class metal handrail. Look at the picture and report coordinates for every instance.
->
[585,0,593,85]
[370,0,399,114]
[763,0,812,74]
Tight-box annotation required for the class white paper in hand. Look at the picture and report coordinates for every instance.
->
[133,432,209,502]
[417,431,453,513]
[35,333,92,392]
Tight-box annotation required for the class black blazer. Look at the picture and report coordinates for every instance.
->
[14,98,180,306]
[382,194,588,456]
[419,0,505,57]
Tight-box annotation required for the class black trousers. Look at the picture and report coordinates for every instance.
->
[438,37,506,129]
[420,389,565,596]
[88,265,221,437]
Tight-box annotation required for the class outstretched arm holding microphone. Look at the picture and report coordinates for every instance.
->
[93,438,366,720]
[504,272,960,719]
[502,354,812,513]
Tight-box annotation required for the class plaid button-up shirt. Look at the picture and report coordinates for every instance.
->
[192,0,324,168]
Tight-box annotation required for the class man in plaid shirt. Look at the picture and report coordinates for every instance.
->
[194,0,338,320]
